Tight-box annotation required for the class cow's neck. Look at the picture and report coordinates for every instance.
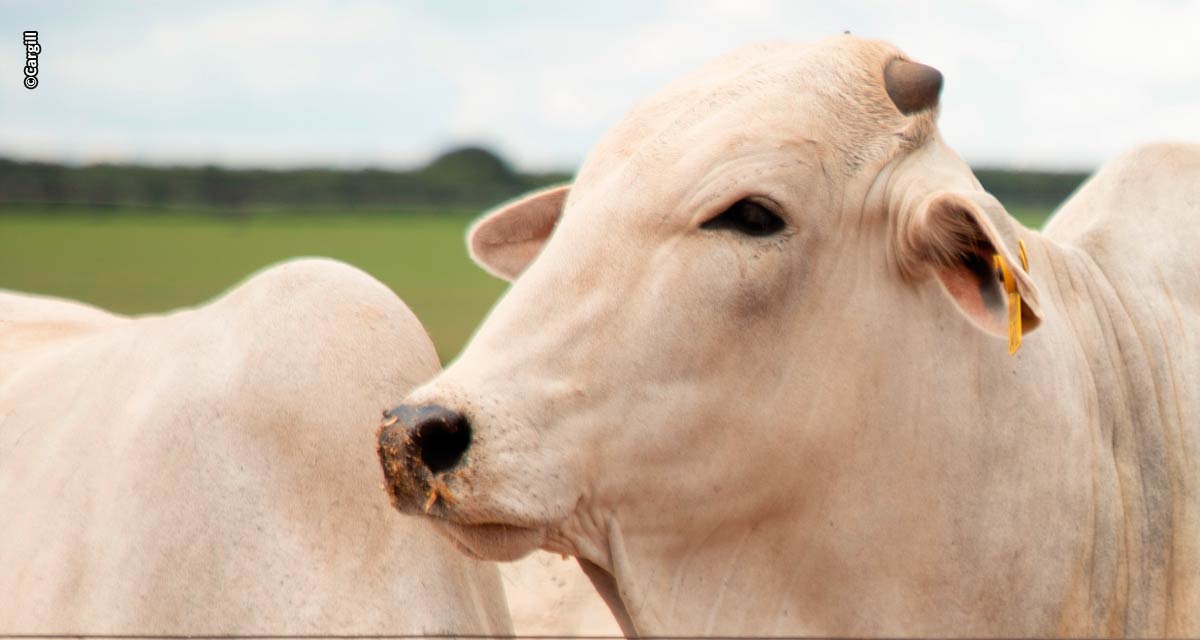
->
[603,513,826,636]
[1021,230,1193,635]
[588,229,1192,638]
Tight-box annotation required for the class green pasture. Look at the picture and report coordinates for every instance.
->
[0,205,1054,361]
[0,208,507,362]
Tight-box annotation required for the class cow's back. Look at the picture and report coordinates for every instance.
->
[0,290,124,372]
[0,259,511,634]
[1044,143,1200,632]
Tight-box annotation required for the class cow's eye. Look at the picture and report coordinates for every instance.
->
[700,199,785,237]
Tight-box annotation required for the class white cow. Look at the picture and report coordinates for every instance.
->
[379,36,1200,637]
[0,259,512,634]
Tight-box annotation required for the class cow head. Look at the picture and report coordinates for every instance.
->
[379,36,1067,636]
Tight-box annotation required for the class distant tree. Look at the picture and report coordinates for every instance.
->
[198,165,248,212]
[421,146,516,185]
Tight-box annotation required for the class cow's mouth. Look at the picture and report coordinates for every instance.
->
[377,439,549,560]
[430,518,546,562]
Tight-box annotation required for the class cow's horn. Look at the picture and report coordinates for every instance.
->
[884,59,943,115]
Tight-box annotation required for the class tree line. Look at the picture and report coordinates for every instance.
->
[0,146,1088,213]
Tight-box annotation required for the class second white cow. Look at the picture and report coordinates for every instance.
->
[0,259,511,634]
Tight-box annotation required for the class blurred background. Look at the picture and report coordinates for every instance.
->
[3,1,1198,361]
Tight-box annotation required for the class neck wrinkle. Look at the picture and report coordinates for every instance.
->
[610,515,820,637]
[1021,226,1190,635]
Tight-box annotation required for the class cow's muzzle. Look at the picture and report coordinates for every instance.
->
[377,404,472,514]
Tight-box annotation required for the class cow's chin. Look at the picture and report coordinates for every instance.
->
[431,519,545,562]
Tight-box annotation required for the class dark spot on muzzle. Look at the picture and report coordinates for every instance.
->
[377,404,472,513]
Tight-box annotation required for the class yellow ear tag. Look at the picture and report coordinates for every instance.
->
[993,252,1022,355]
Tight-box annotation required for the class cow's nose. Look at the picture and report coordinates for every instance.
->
[379,404,472,476]
[409,405,472,473]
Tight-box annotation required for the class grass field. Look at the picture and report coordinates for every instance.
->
[0,207,507,362]
[0,204,1054,361]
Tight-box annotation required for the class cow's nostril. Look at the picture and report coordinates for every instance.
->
[412,407,471,474]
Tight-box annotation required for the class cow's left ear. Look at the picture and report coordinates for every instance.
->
[467,185,569,281]
[896,189,1043,347]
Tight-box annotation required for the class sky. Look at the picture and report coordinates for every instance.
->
[2,0,1198,172]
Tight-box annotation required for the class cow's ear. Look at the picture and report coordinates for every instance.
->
[467,185,569,281]
[896,189,1042,345]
